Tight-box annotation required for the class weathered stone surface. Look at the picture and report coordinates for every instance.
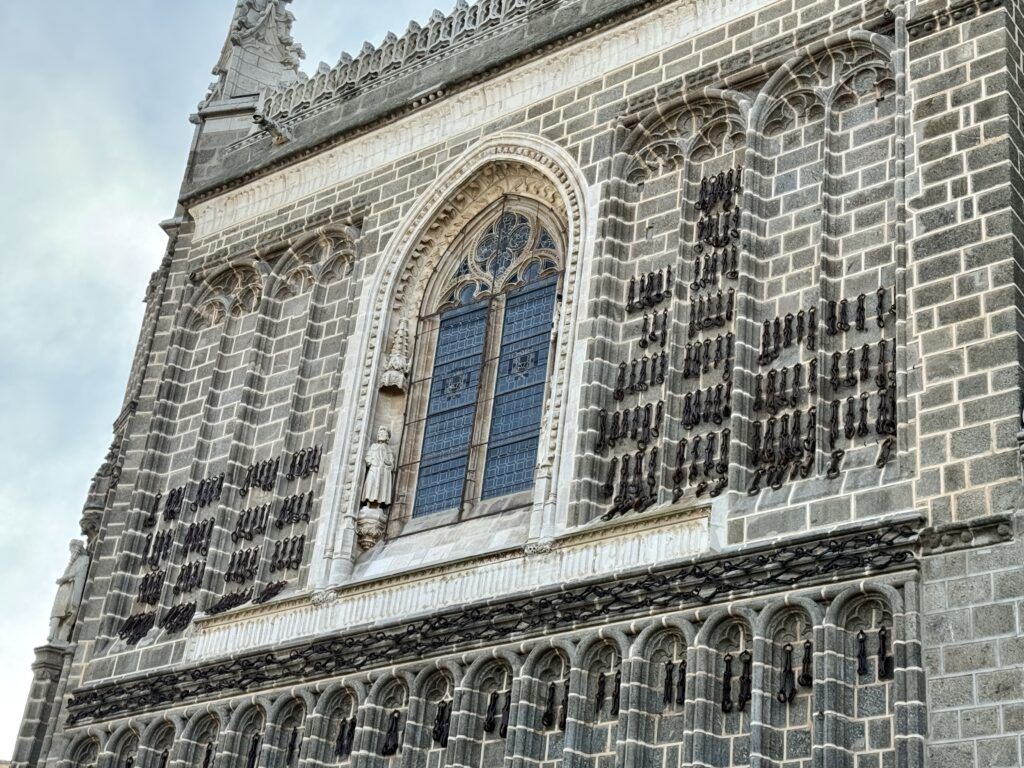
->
[13,1,1024,768]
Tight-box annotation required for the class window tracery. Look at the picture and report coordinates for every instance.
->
[400,199,565,522]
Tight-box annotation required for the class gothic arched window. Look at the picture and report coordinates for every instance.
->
[403,199,564,521]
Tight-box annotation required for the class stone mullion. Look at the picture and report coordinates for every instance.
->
[730,135,771,527]
[659,161,698,508]
[613,656,648,768]
[134,744,167,768]
[884,11,913,473]
[254,292,322,595]
[354,698,406,768]
[815,85,847,481]
[643,162,684,507]
[560,665,588,768]
[461,296,505,516]
[260,720,291,768]
[444,685,478,768]
[892,582,925,768]
[209,293,291,608]
[397,691,435,768]
[290,278,352,587]
[298,707,333,768]
[498,673,529,768]
[166,723,205,768]
[280,282,330,442]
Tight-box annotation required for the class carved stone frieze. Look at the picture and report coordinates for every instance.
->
[66,520,918,725]
[188,0,768,237]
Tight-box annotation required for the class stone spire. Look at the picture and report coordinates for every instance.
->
[205,0,306,104]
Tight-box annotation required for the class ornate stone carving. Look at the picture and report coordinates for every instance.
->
[310,589,339,607]
[259,0,542,121]
[356,508,388,552]
[357,427,396,550]
[623,93,748,184]
[48,540,89,644]
[83,435,126,513]
[188,1,757,239]
[189,266,263,331]
[66,522,918,724]
[206,0,305,104]
[380,319,411,393]
[523,539,557,556]
[919,513,1015,556]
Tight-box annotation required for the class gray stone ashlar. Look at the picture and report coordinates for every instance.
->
[16,1,1024,768]
[51,572,925,768]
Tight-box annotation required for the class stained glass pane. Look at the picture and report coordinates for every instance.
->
[538,229,557,251]
[481,279,557,499]
[414,304,488,517]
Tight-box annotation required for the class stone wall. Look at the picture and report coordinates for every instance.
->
[13,1,1024,767]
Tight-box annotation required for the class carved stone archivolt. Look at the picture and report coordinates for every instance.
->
[326,134,588,576]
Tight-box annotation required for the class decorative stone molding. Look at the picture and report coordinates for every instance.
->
[523,539,557,555]
[200,507,708,663]
[309,590,338,608]
[919,513,1015,556]
[907,0,1005,40]
[258,0,555,122]
[66,517,916,725]
[187,0,767,239]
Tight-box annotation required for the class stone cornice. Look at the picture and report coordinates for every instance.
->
[184,0,771,239]
[918,512,1015,556]
[907,0,1006,39]
[67,515,921,726]
[182,0,678,206]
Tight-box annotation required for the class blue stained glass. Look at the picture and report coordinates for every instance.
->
[414,304,487,517]
[481,280,557,499]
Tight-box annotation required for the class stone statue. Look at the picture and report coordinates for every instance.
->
[362,427,396,506]
[48,540,89,643]
[380,318,411,393]
[357,427,396,550]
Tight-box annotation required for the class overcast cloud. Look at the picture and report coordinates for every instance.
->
[0,1,440,756]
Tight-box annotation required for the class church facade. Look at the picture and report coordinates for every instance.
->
[14,1,1024,767]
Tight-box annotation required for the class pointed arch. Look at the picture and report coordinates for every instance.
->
[319,133,591,583]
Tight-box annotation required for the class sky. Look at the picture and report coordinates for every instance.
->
[0,0,440,758]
